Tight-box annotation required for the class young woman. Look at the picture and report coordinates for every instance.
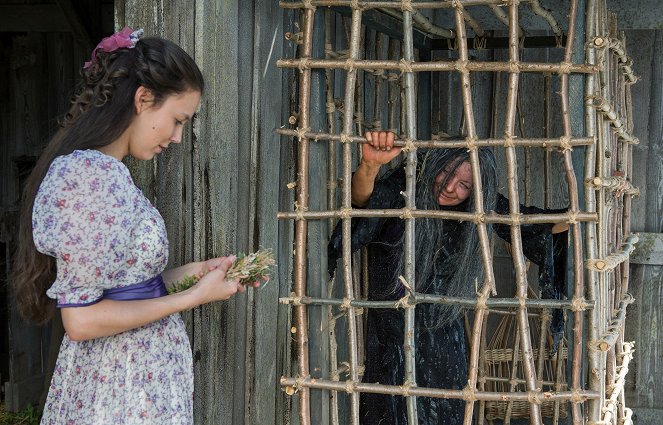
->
[328,131,568,425]
[13,28,258,424]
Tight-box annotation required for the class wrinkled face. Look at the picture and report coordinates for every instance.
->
[433,160,473,206]
[129,90,201,160]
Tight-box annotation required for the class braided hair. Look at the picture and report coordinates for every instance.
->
[13,36,204,324]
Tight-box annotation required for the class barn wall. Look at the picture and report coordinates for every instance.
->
[623,29,663,414]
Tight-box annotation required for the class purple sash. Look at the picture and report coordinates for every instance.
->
[103,274,167,301]
[57,275,167,307]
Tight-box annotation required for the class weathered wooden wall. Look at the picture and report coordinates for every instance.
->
[622,29,663,412]
[114,1,295,423]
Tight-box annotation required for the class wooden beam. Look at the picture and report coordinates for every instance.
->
[0,5,69,32]
[55,0,93,51]
[331,7,432,51]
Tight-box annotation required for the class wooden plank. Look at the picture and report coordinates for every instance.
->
[0,5,69,32]
[635,28,663,409]
[625,30,655,232]
[242,1,289,424]
[631,233,663,265]
[192,1,241,423]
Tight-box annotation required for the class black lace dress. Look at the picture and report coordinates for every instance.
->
[328,167,567,425]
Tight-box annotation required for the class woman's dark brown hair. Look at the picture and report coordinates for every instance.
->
[13,36,204,324]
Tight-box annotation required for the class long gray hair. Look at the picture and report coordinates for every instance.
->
[394,147,498,327]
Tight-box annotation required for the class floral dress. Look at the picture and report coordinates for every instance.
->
[33,150,193,424]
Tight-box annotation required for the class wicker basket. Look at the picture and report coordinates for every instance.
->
[482,302,569,422]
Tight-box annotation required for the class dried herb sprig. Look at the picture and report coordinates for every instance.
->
[225,249,276,286]
[166,249,275,294]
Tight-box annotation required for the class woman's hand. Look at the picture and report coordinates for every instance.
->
[352,131,402,206]
[362,131,402,167]
[188,256,246,304]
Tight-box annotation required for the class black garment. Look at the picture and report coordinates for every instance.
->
[327,168,567,425]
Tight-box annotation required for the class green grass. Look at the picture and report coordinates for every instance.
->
[0,404,41,425]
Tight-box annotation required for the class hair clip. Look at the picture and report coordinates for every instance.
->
[83,26,144,69]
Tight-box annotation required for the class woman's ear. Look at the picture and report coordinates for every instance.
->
[134,86,155,114]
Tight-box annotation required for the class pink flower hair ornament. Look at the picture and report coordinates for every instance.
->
[83,27,144,69]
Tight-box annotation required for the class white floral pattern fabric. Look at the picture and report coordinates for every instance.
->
[33,150,193,424]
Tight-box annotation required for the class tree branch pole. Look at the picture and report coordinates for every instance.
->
[340,6,364,423]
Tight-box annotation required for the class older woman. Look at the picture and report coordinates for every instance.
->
[328,131,567,425]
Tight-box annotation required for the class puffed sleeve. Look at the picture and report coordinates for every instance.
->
[32,151,138,307]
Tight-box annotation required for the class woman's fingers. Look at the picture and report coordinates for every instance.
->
[364,131,396,151]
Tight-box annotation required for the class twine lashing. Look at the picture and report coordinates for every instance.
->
[571,296,589,312]
[298,58,311,72]
[338,207,352,219]
[399,58,413,74]
[295,126,311,141]
[558,61,572,75]
[528,391,543,405]
[400,207,415,220]
[559,135,573,152]
[402,138,417,152]
[340,133,353,144]
[462,386,477,402]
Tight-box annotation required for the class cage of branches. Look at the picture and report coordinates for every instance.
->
[277,0,638,424]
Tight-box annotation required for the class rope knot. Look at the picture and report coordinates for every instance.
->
[395,294,414,309]
[399,58,413,74]
[297,58,311,73]
[558,61,572,75]
[571,296,589,312]
[559,135,573,152]
[345,380,356,394]
[567,212,578,225]
[400,0,415,12]
[340,133,353,144]
[509,61,520,73]
[476,292,489,311]
[570,389,584,404]
[462,386,477,402]
[294,202,309,221]
[465,136,478,150]
[295,126,310,141]
[338,207,352,219]
[528,391,543,405]
[400,380,414,396]
[325,101,336,114]
[302,0,316,10]
[503,135,515,148]
[400,207,415,219]
[402,138,417,152]
[290,292,303,306]
[340,297,352,310]
[456,59,469,74]
[344,59,356,73]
